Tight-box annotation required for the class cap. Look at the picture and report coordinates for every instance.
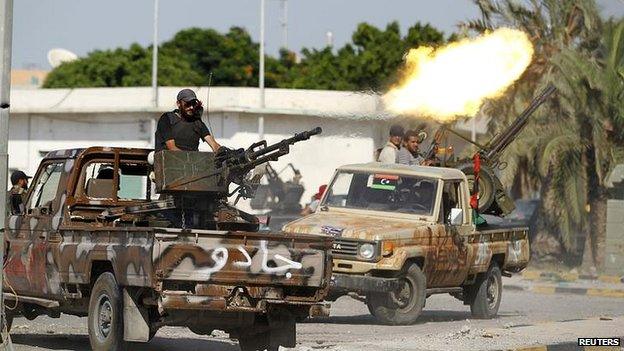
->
[176,89,198,102]
[10,170,31,185]
[389,124,405,137]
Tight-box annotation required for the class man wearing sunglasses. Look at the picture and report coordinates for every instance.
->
[154,89,221,152]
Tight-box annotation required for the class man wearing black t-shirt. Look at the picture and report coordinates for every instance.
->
[155,89,221,152]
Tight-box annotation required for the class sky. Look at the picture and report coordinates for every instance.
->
[12,0,624,70]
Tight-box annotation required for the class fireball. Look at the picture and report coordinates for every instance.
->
[383,28,534,121]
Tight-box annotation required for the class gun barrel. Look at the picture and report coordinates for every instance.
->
[249,127,322,160]
[484,84,556,162]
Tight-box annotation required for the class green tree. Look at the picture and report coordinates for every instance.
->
[283,21,446,91]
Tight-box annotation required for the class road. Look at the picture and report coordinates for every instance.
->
[8,286,624,351]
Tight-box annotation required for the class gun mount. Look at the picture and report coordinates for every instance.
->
[109,127,322,230]
[424,85,556,216]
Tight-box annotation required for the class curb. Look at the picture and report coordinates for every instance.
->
[505,284,624,298]
[521,270,624,284]
[506,337,624,350]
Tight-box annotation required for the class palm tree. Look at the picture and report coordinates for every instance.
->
[548,18,624,268]
[466,0,617,268]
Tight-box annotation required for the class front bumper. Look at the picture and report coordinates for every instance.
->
[329,273,401,295]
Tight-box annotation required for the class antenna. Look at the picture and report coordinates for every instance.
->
[280,0,288,49]
[47,48,78,68]
[205,72,214,135]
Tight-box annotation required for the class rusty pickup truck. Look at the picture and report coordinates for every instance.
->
[283,162,529,325]
[3,146,332,351]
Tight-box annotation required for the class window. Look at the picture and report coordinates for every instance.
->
[29,162,64,210]
[323,171,438,216]
[118,163,152,201]
[442,181,463,224]
[82,161,152,201]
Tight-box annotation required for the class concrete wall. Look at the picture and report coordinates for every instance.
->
[7,109,383,211]
[605,200,624,275]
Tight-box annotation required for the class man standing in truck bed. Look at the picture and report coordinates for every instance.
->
[155,89,221,152]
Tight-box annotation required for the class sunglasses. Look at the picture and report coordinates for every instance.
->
[186,99,200,107]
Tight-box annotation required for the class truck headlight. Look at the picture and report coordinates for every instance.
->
[358,243,375,259]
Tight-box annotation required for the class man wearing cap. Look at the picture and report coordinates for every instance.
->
[154,89,221,152]
[378,124,404,163]
[6,170,30,215]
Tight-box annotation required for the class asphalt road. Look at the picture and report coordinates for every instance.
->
[8,287,624,351]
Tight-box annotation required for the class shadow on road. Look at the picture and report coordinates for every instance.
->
[11,333,241,351]
[306,310,523,326]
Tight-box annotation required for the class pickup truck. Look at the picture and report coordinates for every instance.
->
[283,162,529,325]
[3,147,332,351]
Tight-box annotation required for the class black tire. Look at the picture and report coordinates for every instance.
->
[88,272,128,351]
[239,331,277,351]
[468,264,502,319]
[367,263,426,325]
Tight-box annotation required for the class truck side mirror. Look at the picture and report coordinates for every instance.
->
[449,208,463,226]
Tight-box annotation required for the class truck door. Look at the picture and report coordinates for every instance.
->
[433,180,470,287]
[4,161,65,296]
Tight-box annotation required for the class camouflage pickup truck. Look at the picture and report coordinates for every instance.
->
[3,143,332,351]
[283,162,529,325]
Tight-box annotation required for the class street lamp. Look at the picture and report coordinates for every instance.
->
[258,0,266,140]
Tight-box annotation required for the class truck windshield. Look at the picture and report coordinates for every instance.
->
[322,171,438,216]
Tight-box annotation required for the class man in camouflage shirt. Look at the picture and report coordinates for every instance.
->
[7,170,30,215]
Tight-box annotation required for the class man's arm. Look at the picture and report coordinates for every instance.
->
[197,121,221,151]
[203,135,221,152]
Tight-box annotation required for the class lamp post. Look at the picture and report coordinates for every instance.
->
[0,0,15,348]
[258,0,265,140]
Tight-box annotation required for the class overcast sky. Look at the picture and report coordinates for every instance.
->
[12,0,624,70]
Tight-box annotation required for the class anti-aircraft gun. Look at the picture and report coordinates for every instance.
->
[423,85,556,216]
[103,127,322,231]
[250,163,305,214]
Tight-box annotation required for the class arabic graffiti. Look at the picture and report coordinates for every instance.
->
[196,240,304,279]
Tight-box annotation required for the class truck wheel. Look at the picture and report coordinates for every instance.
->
[367,263,426,325]
[239,331,276,351]
[88,272,128,351]
[469,264,502,319]
[459,163,495,213]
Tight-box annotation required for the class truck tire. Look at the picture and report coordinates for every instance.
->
[88,272,128,351]
[458,163,495,213]
[468,264,502,319]
[367,263,426,325]
[239,331,276,351]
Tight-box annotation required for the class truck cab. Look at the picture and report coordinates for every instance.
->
[283,162,529,325]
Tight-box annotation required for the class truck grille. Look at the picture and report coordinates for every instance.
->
[331,239,359,257]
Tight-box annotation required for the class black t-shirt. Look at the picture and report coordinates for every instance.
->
[154,110,211,151]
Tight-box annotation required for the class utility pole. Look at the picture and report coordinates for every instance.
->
[150,0,159,149]
[151,0,159,109]
[258,0,265,140]
[280,0,288,50]
[0,0,15,348]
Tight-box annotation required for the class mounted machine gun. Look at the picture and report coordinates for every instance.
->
[423,85,556,216]
[104,127,322,231]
